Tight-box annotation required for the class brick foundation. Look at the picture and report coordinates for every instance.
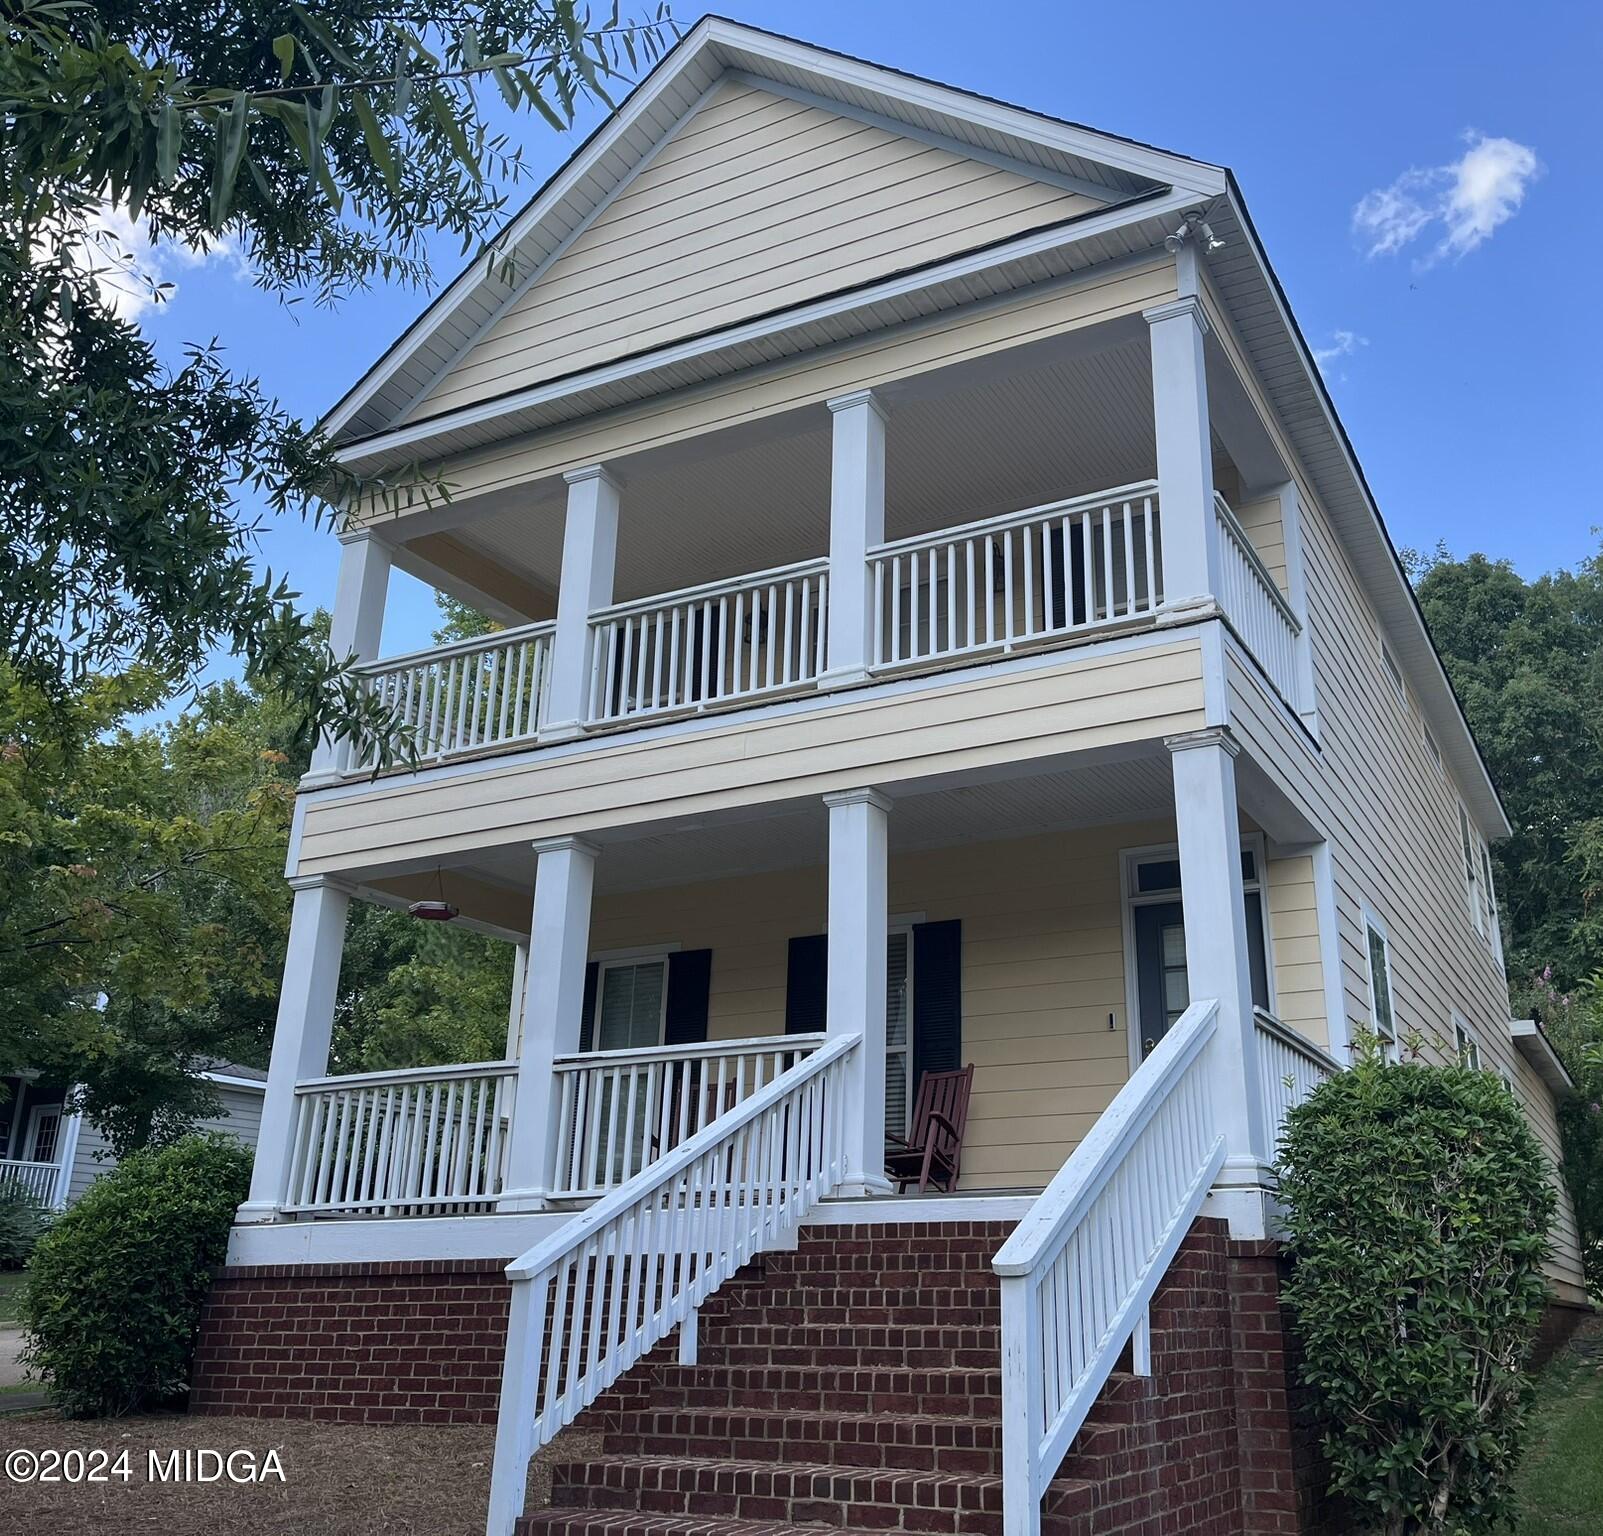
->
[192,1218,1348,1532]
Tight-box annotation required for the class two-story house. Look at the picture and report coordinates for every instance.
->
[191,21,1587,1536]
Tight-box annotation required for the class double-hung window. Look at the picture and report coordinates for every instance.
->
[1453,1015,1481,1071]
[1362,904,1398,1061]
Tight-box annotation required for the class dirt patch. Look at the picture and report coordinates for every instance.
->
[0,1410,600,1535]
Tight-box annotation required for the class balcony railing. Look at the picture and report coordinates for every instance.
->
[869,482,1162,671]
[550,1034,826,1197]
[585,558,829,726]
[1254,1008,1339,1155]
[0,1158,60,1206]
[283,1060,518,1216]
[1214,495,1301,706]
[350,621,554,768]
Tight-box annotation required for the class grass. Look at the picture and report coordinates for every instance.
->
[1516,1315,1603,1533]
[0,1269,27,1325]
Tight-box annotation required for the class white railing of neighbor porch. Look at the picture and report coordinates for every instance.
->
[868,482,1162,671]
[992,999,1226,1536]
[485,1032,858,1536]
[1214,495,1301,706]
[283,1061,517,1216]
[550,1035,826,1198]
[585,558,829,725]
[1254,1008,1339,1156]
[0,1159,60,1206]
[350,621,554,768]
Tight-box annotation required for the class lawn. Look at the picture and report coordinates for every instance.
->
[1517,1316,1603,1533]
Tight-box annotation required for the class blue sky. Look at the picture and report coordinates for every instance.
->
[125,0,1602,665]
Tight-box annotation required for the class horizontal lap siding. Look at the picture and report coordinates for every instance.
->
[411,81,1099,421]
[1266,854,1327,1047]
[1204,281,1586,1298]
[356,260,1177,524]
[295,638,1206,874]
[65,1087,262,1205]
[1232,493,1289,595]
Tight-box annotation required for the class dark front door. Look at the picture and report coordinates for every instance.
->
[1133,894,1271,1058]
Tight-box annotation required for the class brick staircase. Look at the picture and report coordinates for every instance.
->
[519,1220,1243,1536]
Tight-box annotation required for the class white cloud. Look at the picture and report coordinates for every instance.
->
[64,204,246,322]
[1353,132,1541,266]
[1312,329,1368,367]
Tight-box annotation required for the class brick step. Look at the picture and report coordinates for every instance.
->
[548,1454,1094,1536]
[644,1364,1003,1416]
[519,1511,881,1536]
[721,1293,1000,1323]
[696,1323,1000,1370]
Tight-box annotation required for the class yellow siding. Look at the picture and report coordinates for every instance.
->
[295,635,1206,875]
[1265,854,1327,1047]
[411,80,1101,422]
[1232,493,1288,596]
[1203,278,1587,1298]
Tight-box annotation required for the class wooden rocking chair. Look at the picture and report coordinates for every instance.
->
[883,1064,973,1194]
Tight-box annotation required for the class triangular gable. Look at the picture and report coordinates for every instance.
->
[405,78,1108,424]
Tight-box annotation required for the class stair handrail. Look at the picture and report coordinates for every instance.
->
[485,1030,860,1536]
[992,999,1227,1536]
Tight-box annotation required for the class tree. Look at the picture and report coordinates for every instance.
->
[1412,542,1603,990]
[2,0,676,759]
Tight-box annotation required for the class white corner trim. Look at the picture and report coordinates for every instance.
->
[1310,842,1351,1062]
[200,1072,268,1093]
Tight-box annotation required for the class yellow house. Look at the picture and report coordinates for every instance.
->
[198,21,1586,1536]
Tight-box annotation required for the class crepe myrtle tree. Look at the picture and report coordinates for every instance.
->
[1,0,677,764]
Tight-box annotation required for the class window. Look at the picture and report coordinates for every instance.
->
[1423,724,1443,773]
[1362,906,1398,1060]
[1458,805,1484,938]
[1380,641,1405,703]
[885,930,912,1136]
[1479,842,1504,965]
[1453,1016,1481,1071]
[27,1108,61,1164]
[593,957,669,1052]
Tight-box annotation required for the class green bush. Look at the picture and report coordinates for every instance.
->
[1278,1039,1556,1536]
[19,1134,251,1417]
[0,1184,49,1268]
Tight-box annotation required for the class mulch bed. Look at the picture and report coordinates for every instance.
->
[0,1410,600,1535]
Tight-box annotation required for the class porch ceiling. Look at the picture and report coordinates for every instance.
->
[397,321,1229,623]
[442,747,1178,903]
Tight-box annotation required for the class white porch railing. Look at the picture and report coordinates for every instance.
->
[585,558,829,725]
[350,621,555,768]
[869,482,1162,671]
[282,1061,518,1216]
[485,1031,858,1536]
[992,999,1226,1536]
[1214,495,1301,705]
[0,1158,60,1206]
[550,1035,826,1198]
[1254,1008,1339,1156]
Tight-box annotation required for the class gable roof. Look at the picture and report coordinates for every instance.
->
[322,15,1222,447]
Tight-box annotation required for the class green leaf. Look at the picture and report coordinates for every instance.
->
[208,92,250,227]
[155,96,180,184]
[271,33,296,84]
[352,91,398,195]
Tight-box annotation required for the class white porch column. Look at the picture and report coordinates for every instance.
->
[1144,296,1219,615]
[1166,727,1271,1233]
[238,876,352,1222]
[499,836,599,1211]
[541,466,621,741]
[308,531,392,780]
[821,390,887,686]
[824,787,893,1195]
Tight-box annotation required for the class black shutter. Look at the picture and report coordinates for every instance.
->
[785,934,829,1034]
[664,949,713,1045]
[912,919,962,1082]
[577,961,600,1052]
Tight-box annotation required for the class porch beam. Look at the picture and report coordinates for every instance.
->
[1144,296,1220,616]
[1166,728,1271,1230]
[542,465,621,740]
[307,531,392,781]
[824,786,894,1194]
[499,835,600,1210]
[238,875,352,1222]
[821,390,887,685]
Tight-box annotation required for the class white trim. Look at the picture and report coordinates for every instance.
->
[23,1102,64,1166]
[1451,1010,1480,1071]
[1509,1019,1575,1097]
[199,1072,267,1093]
[1358,899,1399,1060]
[1310,842,1351,1061]
[51,1103,83,1210]
[590,952,672,1051]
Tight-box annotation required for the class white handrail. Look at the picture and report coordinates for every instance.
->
[550,1035,826,1197]
[1213,494,1302,706]
[1254,1007,1338,1156]
[993,999,1226,1536]
[869,483,1161,671]
[485,1031,859,1536]
[283,1062,518,1216]
[0,1159,61,1206]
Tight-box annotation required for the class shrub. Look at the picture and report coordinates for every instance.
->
[1278,1038,1556,1535]
[19,1134,251,1417]
[0,1184,49,1268]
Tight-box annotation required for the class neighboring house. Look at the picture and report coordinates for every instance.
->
[194,21,1587,1536]
[0,1063,266,1210]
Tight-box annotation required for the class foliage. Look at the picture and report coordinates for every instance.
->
[0,660,297,1155]
[1411,541,1603,990]
[1515,971,1603,1300]
[1,0,676,760]
[0,1183,50,1269]
[19,1134,252,1417]
[1278,1036,1556,1535]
